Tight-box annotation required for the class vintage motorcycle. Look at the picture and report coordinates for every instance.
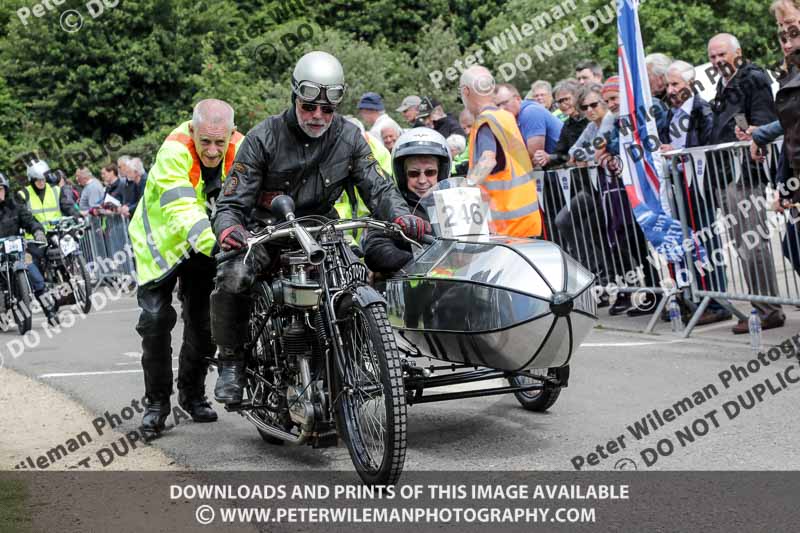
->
[216,195,412,485]
[41,216,93,314]
[0,235,34,334]
[220,184,596,485]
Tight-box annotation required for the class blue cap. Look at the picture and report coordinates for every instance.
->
[357,92,384,111]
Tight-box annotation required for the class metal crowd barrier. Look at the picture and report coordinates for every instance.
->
[79,213,137,288]
[663,139,798,337]
[535,164,672,333]
[531,138,796,338]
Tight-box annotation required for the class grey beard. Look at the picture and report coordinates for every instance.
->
[299,121,330,138]
[294,109,333,139]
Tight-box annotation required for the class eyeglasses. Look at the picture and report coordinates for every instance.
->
[779,25,800,44]
[292,79,346,105]
[407,168,438,178]
[580,101,601,111]
[300,102,336,115]
[557,97,572,104]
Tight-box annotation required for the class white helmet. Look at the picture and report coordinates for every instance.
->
[391,127,452,190]
[27,160,51,183]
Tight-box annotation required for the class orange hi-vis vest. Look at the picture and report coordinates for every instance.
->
[468,107,542,237]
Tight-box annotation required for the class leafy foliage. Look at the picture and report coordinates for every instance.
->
[0,0,786,178]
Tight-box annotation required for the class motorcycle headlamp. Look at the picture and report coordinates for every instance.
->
[292,79,346,105]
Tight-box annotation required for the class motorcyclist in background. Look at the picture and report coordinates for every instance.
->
[0,172,59,325]
[210,50,426,405]
[49,169,81,217]
[19,160,79,222]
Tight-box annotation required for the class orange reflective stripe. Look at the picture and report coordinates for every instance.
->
[166,130,244,187]
[224,131,244,177]
[469,108,542,237]
[166,132,201,186]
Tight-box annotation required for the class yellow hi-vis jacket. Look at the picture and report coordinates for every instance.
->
[20,184,61,239]
[334,133,394,242]
[128,121,244,285]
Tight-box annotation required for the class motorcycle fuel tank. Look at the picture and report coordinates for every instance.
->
[386,236,597,371]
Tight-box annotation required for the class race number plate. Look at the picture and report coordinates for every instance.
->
[432,187,490,237]
[60,236,78,256]
[3,238,23,254]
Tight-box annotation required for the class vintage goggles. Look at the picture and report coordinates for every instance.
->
[292,79,346,105]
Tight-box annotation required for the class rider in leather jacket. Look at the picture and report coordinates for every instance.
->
[0,172,59,325]
[211,51,427,404]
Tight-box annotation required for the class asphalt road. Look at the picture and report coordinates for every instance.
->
[3,292,800,474]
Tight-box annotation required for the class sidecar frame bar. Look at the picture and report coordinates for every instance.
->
[404,367,565,405]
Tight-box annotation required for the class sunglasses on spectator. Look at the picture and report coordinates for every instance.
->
[300,102,336,114]
[557,97,572,104]
[407,168,438,178]
[580,101,601,111]
[779,25,800,43]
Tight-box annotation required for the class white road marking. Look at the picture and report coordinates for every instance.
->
[115,357,176,366]
[581,340,685,347]
[88,307,140,316]
[41,367,177,378]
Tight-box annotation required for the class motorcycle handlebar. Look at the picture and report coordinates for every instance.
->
[214,247,246,263]
[214,219,420,264]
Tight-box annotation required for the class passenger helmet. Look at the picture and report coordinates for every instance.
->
[391,127,452,191]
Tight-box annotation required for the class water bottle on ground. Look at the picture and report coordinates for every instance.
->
[748,310,762,355]
[669,296,683,333]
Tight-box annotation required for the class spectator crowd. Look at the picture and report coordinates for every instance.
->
[11,0,800,338]
[348,0,800,336]
[41,155,148,220]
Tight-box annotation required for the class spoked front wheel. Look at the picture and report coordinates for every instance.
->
[13,271,32,335]
[333,292,407,485]
[69,255,92,314]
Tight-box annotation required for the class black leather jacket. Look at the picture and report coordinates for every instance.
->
[0,192,43,238]
[213,107,410,233]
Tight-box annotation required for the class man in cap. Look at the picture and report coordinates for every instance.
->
[418,97,466,139]
[396,95,422,126]
[357,92,402,147]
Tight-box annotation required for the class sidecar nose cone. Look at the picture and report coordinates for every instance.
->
[550,292,574,317]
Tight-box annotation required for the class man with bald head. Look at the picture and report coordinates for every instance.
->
[705,34,784,334]
[459,65,542,237]
[129,98,245,437]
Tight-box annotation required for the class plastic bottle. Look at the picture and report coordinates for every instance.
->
[669,297,683,333]
[748,309,762,355]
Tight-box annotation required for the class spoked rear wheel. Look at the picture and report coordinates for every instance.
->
[508,367,563,412]
[334,294,406,485]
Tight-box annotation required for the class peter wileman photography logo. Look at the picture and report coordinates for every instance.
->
[16,0,120,33]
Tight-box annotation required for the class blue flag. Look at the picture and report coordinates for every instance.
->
[617,0,706,264]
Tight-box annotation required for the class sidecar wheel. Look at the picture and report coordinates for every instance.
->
[508,367,562,412]
[333,294,407,485]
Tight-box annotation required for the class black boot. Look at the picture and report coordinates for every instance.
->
[179,392,218,422]
[214,349,245,404]
[35,291,60,326]
[140,398,171,440]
